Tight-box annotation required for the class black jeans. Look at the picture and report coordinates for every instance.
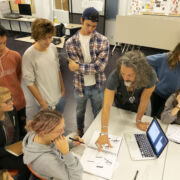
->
[17,107,27,138]
[0,154,31,180]
[150,92,166,119]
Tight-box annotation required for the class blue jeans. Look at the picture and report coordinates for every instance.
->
[48,97,66,114]
[74,86,103,130]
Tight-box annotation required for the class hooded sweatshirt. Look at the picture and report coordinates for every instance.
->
[0,48,26,110]
[23,132,83,180]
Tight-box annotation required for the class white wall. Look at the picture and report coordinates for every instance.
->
[34,0,53,21]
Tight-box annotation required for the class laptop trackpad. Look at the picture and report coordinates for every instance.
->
[124,133,142,160]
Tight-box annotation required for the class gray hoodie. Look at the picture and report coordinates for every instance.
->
[23,132,83,180]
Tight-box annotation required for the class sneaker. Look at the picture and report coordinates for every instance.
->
[77,129,84,137]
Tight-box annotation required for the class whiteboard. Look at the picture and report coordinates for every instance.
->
[72,0,105,15]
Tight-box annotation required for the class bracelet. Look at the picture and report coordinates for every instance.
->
[100,132,108,136]
[136,119,141,123]
[101,125,108,129]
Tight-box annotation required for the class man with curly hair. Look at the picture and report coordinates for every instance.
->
[22,18,65,119]
[96,51,157,151]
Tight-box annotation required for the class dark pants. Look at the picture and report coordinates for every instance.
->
[0,154,31,180]
[17,107,27,138]
[150,92,166,119]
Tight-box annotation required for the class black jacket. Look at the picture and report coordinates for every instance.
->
[0,108,20,158]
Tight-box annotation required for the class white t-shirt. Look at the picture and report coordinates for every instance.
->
[79,33,96,86]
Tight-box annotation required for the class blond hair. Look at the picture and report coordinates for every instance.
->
[26,109,63,135]
[0,86,10,103]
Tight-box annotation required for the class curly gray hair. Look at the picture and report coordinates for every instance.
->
[116,50,155,89]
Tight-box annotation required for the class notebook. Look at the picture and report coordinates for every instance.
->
[5,140,23,156]
[80,131,122,180]
[124,118,168,160]
[166,124,180,143]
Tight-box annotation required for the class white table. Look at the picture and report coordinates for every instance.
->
[163,141,180,180]
[72,106,169,180]
[15,36,65,49]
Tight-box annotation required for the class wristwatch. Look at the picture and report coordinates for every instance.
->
[100,132,108,136]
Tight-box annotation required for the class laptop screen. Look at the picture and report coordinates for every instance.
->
[147,118,168,157]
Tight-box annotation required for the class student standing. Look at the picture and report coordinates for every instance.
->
[22,18,65,118]
[147,42,180,118]
[66,7,109,137]
[0,25,26,137]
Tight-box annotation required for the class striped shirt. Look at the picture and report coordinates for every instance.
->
[66,31,109,96]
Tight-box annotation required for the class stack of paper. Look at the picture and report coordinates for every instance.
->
[166,124,180,143]
[81,131,122,179]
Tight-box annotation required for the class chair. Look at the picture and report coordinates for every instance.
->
[27,164,47,180]
[8,169,19,176]
[56,23,65,37]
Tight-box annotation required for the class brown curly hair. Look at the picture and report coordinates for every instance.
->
[31,18,56,41]
[168,42,180,69]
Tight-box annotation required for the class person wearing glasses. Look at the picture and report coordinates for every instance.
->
[23,109,83,180]
[66,7,109,137]
[0,86,30,180]
[0,25,26,137]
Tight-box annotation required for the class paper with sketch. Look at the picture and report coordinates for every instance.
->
[81,131,122,179]
[166,124,180,143]
[88,131,122,155]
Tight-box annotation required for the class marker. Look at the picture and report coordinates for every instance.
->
[69,137,85,144]
[134,170,139,180]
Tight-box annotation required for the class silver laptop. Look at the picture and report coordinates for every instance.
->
[124,118,168,160]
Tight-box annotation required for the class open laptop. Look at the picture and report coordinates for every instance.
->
[124,118,168,160]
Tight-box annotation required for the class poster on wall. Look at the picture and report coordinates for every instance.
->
[14,0,21,4]
[128,0,180,16]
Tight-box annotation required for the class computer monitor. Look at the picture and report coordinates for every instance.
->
[18,4,32,16]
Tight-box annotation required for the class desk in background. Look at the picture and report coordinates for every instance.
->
[72,106,169,180]
[15,36,65,49]
[114,15,180,51]
[0,17,36,32]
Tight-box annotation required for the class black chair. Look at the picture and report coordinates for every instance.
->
[56,23,65,37]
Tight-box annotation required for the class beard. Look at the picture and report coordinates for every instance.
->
[124,81,132,87]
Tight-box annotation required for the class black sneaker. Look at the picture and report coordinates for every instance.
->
[77,129,84,137]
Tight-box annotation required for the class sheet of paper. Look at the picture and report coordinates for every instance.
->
[88,131,122,155]
[81,148,117,180]
[166,124,180,143]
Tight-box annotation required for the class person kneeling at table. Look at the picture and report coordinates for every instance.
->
[96,51,157,151]
[23,109,83,180]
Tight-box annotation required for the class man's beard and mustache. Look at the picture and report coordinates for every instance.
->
[124,81,132,87]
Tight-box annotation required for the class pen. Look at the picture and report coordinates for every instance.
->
[134,170,139,180]
[69,137,85,144]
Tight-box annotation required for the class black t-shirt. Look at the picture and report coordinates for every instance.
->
[106,69,156,112]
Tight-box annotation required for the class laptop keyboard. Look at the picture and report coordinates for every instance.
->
[135,134,155,158]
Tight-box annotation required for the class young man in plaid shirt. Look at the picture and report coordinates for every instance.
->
[66,7,109,137]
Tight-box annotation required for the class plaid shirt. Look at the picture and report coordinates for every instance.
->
[66,31,109,96]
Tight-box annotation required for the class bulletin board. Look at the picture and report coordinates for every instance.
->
[10,0,35,13]
[128,0,180,16]
[55,0,69,11]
